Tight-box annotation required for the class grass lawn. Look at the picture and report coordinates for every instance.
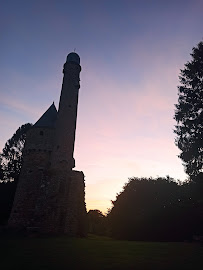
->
[0,234,202,270]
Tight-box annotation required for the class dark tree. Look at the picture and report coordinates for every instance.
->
[174,41,203,183]
[87,209,107,235]
[0,123,32,225]
[0,123,32,182]
[108,177,200,241]
[0,156,4,180]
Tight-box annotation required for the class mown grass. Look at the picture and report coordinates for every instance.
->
[0,234,202,270]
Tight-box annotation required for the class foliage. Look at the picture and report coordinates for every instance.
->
[0,123,32,225]
[0,123,32,182]
[87,209,107,235]
[174,41,203,182]
[108,177,201,241]
[0,156,4,180]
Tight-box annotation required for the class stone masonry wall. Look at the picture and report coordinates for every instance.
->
[34,167,87,236]
[8,150,51,229]
[8,126,54,229]
[25,127,55,152]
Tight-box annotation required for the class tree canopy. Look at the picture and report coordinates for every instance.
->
[174,41,203,183]
[108,177,201,241]
[0,123,32,225]
[87,210,107,235]
[0,123,32,182]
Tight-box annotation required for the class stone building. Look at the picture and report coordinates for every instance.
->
[8,53,87,236]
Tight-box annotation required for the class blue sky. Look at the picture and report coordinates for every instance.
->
[0,0,203,212]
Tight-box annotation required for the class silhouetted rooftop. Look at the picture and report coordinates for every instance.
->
[34,103,57,128]
[66,52,80,65]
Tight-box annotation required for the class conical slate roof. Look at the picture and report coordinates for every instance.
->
[34,103,57,128]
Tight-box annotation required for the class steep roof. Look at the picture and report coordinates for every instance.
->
[34,103,57,128]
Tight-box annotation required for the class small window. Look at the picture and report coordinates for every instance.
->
[40,131,44,136]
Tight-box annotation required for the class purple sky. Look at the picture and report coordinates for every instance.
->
[0,0,203,213]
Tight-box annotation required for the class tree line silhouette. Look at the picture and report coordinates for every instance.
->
[107,177,202,241]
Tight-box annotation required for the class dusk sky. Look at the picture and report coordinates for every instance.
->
[0,0,203,213]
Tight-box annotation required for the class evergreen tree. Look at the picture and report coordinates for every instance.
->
[174,41,203,183]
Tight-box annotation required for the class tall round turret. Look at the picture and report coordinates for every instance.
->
[52,52,81,169]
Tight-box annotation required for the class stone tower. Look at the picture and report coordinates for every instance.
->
[52,52,81,169]
[8,53,87,236]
